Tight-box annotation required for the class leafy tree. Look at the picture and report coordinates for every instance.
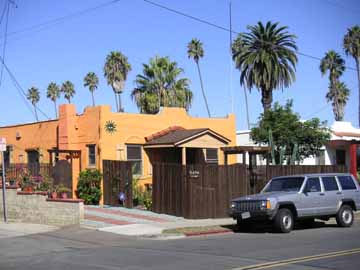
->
[83,72,99,106]
[326,81,350,121]
[320,50,346,121]
[250,100,330,164]
[232,21,298,111]
[61,80,75,104]
[46,82,60,118]
[104,51,131,112]
[343,25,360,126]
[131,56,193,114]
[76,169,102,205]
[26,86,40,121]
[187,38,211,117]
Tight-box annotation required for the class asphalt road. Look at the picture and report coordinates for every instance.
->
[0,220,359,270]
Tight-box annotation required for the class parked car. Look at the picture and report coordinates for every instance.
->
[229,173,360,233]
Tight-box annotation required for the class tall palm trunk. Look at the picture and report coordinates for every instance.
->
[91,91,95,107]
[67,98,71,104]
[356,58,360,127]
[330,73,340,122]
[261,88,273,112]
[113,91,119,112]
[195,61,211,117]
[118,93,123,112]
[54,100,58,118]
[34,105,38,122]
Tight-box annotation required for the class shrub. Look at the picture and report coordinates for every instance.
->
[76,169,102,205]
[36,174,54,192]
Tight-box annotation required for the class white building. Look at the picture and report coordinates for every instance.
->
[236,121,359,177]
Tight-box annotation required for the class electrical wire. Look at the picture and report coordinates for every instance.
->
[1,0,121,41]
[142,0,358,72]
[0,55,51,120]
[0,1,10,88]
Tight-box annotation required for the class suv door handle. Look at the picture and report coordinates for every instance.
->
[336,192,342,195]
[319,193,325,196]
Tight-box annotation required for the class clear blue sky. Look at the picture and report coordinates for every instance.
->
[0,0,359,130]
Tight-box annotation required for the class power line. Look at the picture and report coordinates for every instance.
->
[304,103,330,119]
[1,0,121,41]
[0,1,7,25]
[0,1,10,88]
[0,55,51,120]
[142,0,358,72]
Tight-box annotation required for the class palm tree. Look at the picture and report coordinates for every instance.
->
[104,51,131,112]
[187,38,211,117]
[131,56,193,114]
[61,81,75,104]
[232,21,298,112]
[320,50,346,121]
[343,25,360,126]
[26,86,40,121]
[83,72,99,106]
[46,82,60,118]
[326,81,350,121]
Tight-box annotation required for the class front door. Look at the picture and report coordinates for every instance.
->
[300,177,323,216]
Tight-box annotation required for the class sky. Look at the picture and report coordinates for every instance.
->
[0,0,359,130]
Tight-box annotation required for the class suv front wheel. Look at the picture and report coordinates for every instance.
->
[274,208,294,233]
[336,205,354,227]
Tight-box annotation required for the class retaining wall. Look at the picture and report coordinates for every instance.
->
[0,187,84,226]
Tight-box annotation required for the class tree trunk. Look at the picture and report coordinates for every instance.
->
[68,98,71,104]
[91,92,95,107]
[356,58,360,127]
[34,105,38,122]
[261,88,273,112]
[118,93,123,112]
[54,100,58,118]
[196,62,211,117]
[114,91,119,112]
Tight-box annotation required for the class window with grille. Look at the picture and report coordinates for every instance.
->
[205,148,218,164]
[127,145,142,175]
[87,144,96,167]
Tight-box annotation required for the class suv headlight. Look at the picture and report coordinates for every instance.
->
[230,202,236,209]
[260,200,271,209]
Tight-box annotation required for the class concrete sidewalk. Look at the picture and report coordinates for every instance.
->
[0,222,58,239]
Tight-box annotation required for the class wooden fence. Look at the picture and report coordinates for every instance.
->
[152,163,348,219]
[102,160,133,208]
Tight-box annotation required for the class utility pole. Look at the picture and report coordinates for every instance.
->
[229,0,234,113]
[0,138,7,223]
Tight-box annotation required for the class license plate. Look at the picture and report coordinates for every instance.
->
[241,212,250,219]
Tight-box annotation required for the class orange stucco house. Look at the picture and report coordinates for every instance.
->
[0,104,236,202]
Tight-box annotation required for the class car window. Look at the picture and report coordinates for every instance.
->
[263,177,304,192]
[338,176,357,190]
[305,177,321,192]
[322,176,339,191]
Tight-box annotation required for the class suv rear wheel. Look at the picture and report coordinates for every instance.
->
[336,205,354,227]
[274,208,294,233]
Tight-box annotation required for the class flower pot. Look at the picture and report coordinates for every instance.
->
[60,192,68,199]
[23,186,33,193]
[51,192,58,199]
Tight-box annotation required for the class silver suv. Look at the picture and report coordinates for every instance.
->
[229,173,360,233]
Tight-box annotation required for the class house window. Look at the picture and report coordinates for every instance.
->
[87,144,96,167]
[336,150,346,166]
[4,145,12,169]
[205,148,218,164]
[126,145,142,175]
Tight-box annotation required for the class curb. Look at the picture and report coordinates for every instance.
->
[184,229,233,237]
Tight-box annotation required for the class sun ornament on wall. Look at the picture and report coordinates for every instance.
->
[104,120,117,134]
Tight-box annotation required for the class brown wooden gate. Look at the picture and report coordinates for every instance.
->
[52,160,73,197]
[103,160,133,208]
[152,163,248,219]
[152,163,348,219]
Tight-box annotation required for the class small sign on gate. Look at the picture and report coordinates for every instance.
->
[0,138,6,152]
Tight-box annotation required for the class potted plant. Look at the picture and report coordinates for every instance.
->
[22,178,35,192]
[50,185,58,199]
[57,184,71,199]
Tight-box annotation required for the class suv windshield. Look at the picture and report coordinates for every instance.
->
[263,177,305,193]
